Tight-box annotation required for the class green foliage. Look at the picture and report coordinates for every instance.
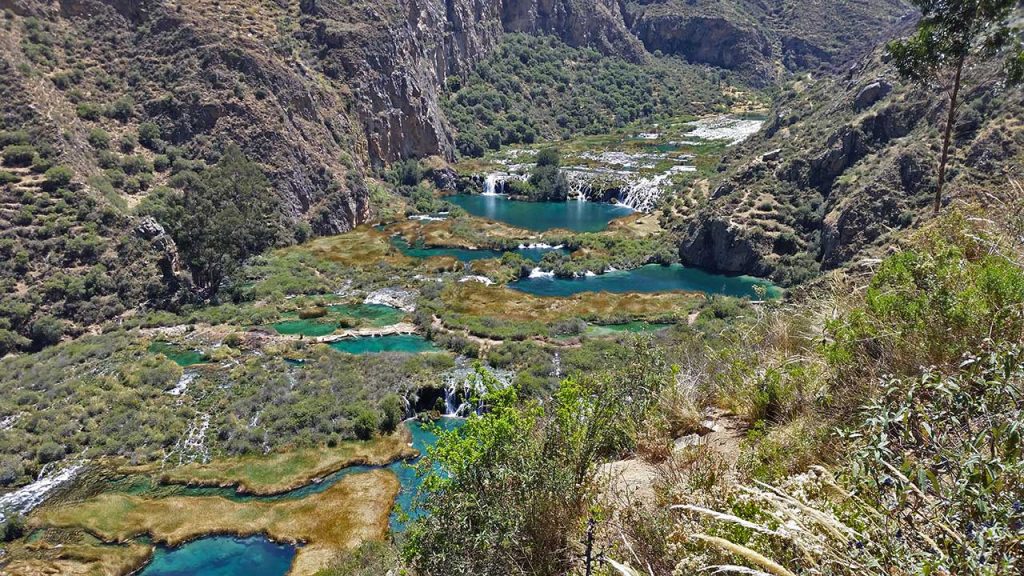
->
[844,344,1024,574]
[28,315,63,349]
[42,165,73,190]
[405,340,671,575]
[379,393,405,434]
[137,121,161,149]
[887,0,1023,84]
[827,225,1024,380]
[87,128,110,150]
[0,512,26,542]
[151,145,282,298]
[352,405,380,440]
[2,144,36,166]
[445,34,729,157]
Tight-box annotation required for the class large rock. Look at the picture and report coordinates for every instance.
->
[854,80,892,111]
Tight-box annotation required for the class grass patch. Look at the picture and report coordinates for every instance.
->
[148,432,415,495]
[35,469,399,576]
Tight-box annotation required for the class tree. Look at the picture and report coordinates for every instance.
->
[162,145,281,299]
[378,394,405,434]
[887,1,1024,213]
[405,341,671,576]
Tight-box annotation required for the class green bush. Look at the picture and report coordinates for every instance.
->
[75,102,103,121]
[42,165,73,190]
[87,128,110,150]
[29,315,64,349]
[137,122,161,148]
[2,145,36,166]
[352,406,380,440]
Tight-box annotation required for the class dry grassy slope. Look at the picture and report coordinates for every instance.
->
[678,48,1024,285]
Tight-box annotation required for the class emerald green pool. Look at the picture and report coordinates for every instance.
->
[132,418,463,575]
[137,535,295,576]
[327,303,405,326]
[148,341,206,367]
[269,318,338,337]
[586,322,673,337]
[511,264,781,299]
[448,194,632,232]
[329,334,440,354]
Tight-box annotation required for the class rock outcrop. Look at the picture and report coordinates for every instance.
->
[677,48,1024,285]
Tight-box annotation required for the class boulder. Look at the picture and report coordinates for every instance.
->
[854,80,892,111]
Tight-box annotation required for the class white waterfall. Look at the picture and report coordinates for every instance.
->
[440,362,515,417]
[619,173,670,212]
[483,173,500,195]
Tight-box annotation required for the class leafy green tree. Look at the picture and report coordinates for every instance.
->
[405,341,671,575]
[161,145,282,299]
[42,165,73,190]
[352,406,380,440]
[378,393,405,434]
[29,316,63,349]
[887,1,1024,213]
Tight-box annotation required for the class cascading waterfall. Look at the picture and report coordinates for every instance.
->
[564,171,594,201]
[439,362,515,417]
[619,173,670,212]
[483,173,500,195]
[481,172,528,196]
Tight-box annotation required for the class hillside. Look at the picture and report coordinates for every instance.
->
[676,46,1024,285]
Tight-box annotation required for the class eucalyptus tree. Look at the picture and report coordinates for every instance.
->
[887,0,1023,213]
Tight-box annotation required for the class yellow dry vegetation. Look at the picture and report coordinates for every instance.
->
[2,541,153,576]
[442,282,700,322]
[35,469,399,576]
[144,431,415,495]
[281,225,412,267]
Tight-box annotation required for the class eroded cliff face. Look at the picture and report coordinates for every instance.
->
[677,49,1024,285]
[623,0,916,85]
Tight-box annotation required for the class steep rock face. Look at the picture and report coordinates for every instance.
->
[677,49,1024,285]
[624,0,916,85]
[627,8,773,80]
[500,0,645,61]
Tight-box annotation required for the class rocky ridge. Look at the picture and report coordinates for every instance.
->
[677,48,1024,285]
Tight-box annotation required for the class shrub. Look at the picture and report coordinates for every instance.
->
[352,406,379,440]
[137,122,161,148]
[87,128,110,150]
[0,130,28,147]
[2,145,36,166]
[29,315,64,348]
[75,102,103,120]
[42,165,73,190]
[105,96,135,121]
[379,393,405,433]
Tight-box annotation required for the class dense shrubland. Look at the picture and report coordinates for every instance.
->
[0,332,453,487]
[444,34,736,157]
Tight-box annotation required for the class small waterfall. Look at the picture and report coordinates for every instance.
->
[565,171,593,201]
[552,352,561,378]
[619,173,670,212]
[483,173,499,195]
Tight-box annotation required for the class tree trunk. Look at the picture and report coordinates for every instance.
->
[935,55,965,214]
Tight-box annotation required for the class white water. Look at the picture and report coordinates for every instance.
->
[685,115,764,146]
[458,275,494,286]
[528,267,555,279]
[619,173,671,212]
[0,462,83,521]
[364,288,418,312]
[440,363,515,417]
[518,243,564,250]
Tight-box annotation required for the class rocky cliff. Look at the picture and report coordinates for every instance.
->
[677,48,1024,285]
[623,0,916,85]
